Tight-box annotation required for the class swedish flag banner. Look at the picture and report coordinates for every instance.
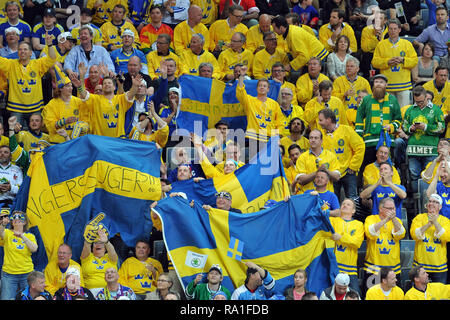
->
[170,136,290,212]
[152,193,339,297]
[13,135,162,270]
[177,75,281,135]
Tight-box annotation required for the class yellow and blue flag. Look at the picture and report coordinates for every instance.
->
[170,136,290,212]
[152,193,339,296]
[13,135,162,270]
[177,75,281,134]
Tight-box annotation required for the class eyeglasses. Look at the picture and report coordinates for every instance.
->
[0,215,8,220]
[272,69,284,73]
[231,13,244,18]
[265,38,277,41]
[157,279,170,282]
[156,41,169,45]
[215,191,232,200]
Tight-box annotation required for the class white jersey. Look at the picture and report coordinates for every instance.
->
[0,163,23,201]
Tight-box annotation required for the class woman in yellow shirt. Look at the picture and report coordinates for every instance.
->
[0,211,38,300]
[81,228,118,297]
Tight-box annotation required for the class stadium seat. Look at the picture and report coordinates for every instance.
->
[153,240,166,260]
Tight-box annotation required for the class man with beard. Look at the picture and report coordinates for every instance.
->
[0,145,22,205]
[306,169,340,216]
[285,144,304,194]
[280,117,309,169]
[355,73,402,178]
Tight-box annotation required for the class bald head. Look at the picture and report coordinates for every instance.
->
[259,14,272,32]
[188,5,203,25]
[127,56,142,75]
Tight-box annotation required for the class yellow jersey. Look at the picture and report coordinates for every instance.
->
[86,0,129,26]
[295,148,340,192]
[129,125,169,147]
[372,38,418,92]
[320,124,365,177]
[179,48,221,79]
[100,20,140,50]
[303,96,348,131]
[295,73,330,106]
[363,162,402,187]
[173,20,210,54]
[245,24,288,54]
[16,130,50,152]
[2,229,36,274]
[42,96,89,144]
[44,260,84,295]
[284,24,328,71]
[252,48,288,80]
[81,253,118,290]
[364,214,406,274]
[332,75,372,128]
[365,284,405,300]
[81,92,133,138]
[279,104,305,137]
[118,256,163,294]
[190,0,220,26]
[217,47,254,79]
[361,25,388,53]
[404,282,450,300]
[424,79,450,109]
[330,216,364,275]
[0,55,55,113]
[410,213,450,273]
[146,50,181,80]
[235,84,284,142]
[208,19,248,52]
[319,23,358,53]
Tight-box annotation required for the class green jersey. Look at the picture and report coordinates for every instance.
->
[185,281,231,300]
[403,102,445,157]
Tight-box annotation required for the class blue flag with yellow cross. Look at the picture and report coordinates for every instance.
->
[152,193,339,297]
[13,135,162,271]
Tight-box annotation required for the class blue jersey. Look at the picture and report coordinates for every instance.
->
[371,184,406,218]
[231,270,275,300]
[306,189,340,212]
[32,23,64,45]
[436,181,450,219]
[110,47,148,75]
[0,20,31,46]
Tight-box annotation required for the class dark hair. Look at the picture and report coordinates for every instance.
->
[334,34,350,53]
[288,144,302,154]
[318,80,333,92]
[345,291,359,300]
[412,85,427,97]
[288,117,305,132]
[113,4,126,13]
[318,108,337,124]
[271,15,289,28]
[422,42,435,56]
[379,267,393,282]
[409,266,423,282]
[435,66,449,74]
[331,8,345,19]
